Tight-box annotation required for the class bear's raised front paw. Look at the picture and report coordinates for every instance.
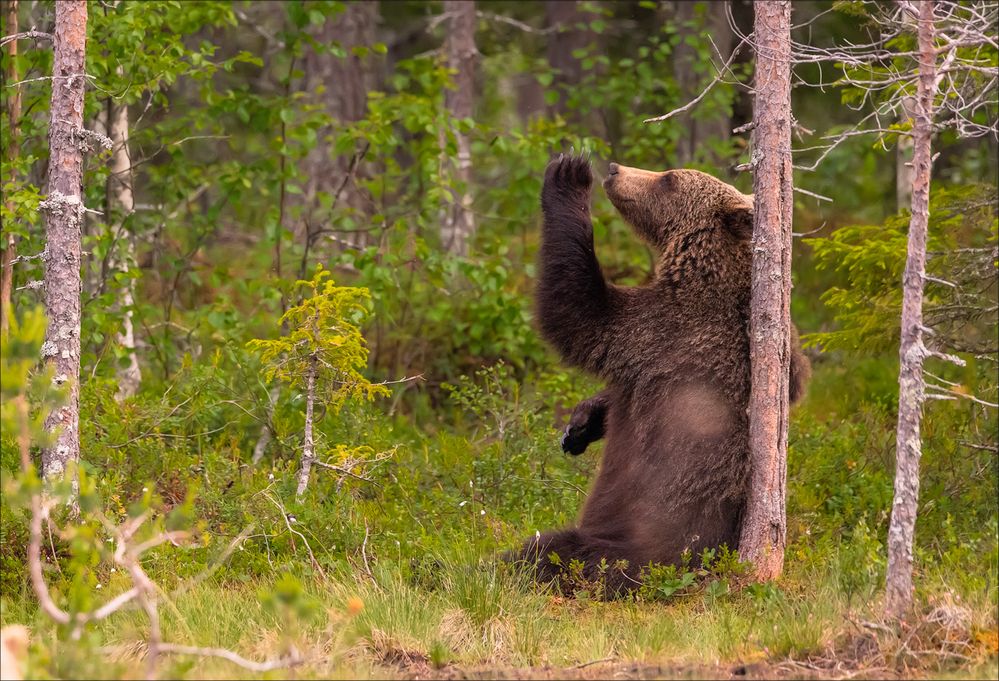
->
[543,153,593,202]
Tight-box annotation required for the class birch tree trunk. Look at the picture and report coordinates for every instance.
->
[441,0,477,256]
[738,0,793,582]
[0,0,21,336]
[295,355,318,500]
[107,92,141,401]
[885,0,937,620]
[39,0,87,486]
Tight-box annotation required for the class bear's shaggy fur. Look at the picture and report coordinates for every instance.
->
[517,155,810,593]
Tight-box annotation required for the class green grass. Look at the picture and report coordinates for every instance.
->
[2,356,996,679]
[3,540,997,679]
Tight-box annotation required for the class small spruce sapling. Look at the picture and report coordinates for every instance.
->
[248,267,388,500]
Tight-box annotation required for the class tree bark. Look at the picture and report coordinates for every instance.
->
[441,0,477,256]
[295,355,318,500]
[738,0,793,582]
[0,0,21,336]
[107,90,141,400]
[40,0,87,486]
[885,0,937,621]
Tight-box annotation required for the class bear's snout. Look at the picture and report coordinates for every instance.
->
[608,162,620,176]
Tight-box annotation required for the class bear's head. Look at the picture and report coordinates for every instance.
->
[602,164,753,253]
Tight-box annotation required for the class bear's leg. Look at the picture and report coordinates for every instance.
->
[512,528,635,596]
[561,389,610,455]
[789,324,812,404]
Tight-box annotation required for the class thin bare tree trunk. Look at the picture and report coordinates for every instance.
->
[0,0,21,336]
[670,0,733,165]
[39,0,87,487]
[251,386,279,465]
[545,1,592,117]
[107,90,141,400]
[739,0,793,582]
[302,2,379,250]
[295,356,317,500]
[441,0,477,256]
[885,0,937,621]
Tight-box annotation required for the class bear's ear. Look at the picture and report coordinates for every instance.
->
[722,200,754,241]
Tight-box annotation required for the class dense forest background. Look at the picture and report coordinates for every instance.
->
[0,1,997,679]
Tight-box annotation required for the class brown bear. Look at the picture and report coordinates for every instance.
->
[517,154,810,593]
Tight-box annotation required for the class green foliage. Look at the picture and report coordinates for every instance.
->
[1,1,997,677]
[805,185,998,355]
[248,267,386,410]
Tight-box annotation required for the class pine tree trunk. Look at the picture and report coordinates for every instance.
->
[40,0,87,487]
[738,0,793,582]
[107,91,141,401]
[885,0,937,621]
[0,0,21,336]
[295,355,318,500]
[441,0,477,256]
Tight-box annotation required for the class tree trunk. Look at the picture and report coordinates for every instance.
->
[107,91,141,401]
[0,0,21,337]
[441,0,477,256]
[670,0,733,165]
[251,386,280,465]
[302,1,380,249]
[739,0,793,582]
[295,355,318,500]
[545,1,590,117]
[40,0,87,487]
[885,0,937,621]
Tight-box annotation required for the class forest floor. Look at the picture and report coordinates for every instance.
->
[6,570,997,680]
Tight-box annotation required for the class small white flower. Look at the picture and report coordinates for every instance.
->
[469,480,474,487]
[459,501,468,507]
[535,530,541,539]
[288,515,297,523]
[142,487,149,492]
[96,583,103,590]
[110,568,116,573]
[268,473,274,481]
[480,510,485,516]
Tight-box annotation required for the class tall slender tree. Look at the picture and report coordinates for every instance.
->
[302,2,381,250]
[106,82,141,401]
[441,0,477,256]
[670,0,734,165]
[885,0,938,620]
[738,0,794,581]
[0,0,21,336]
[39,0,88,486]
